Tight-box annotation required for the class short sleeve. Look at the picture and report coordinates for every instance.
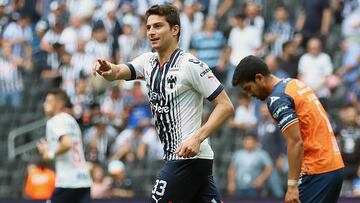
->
[267,93,298,132]
[259,150,272,166]
[126,53,152,81]
[48,117,73,140]
[185,57,224,101]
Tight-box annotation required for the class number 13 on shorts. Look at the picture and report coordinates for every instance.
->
[152,179,167,196]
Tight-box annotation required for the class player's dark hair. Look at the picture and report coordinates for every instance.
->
[232,55,271,86]
[145,4,181,40]
[47,88,70,105]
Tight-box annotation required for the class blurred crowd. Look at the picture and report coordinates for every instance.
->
[0,0,359,200]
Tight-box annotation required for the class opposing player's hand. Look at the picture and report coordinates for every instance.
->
[37,138,49,155]
[175,136,201,158]
[92,59,117,81]
[285,186,301,203]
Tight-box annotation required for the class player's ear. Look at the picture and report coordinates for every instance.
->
[171,25,180,37]
[254,73,264,84]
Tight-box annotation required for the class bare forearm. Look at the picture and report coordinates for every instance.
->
[287,141,303,180]
[321,9,331,34]
[259,165,272,182]
[110,63,132,80]
[195,99,233,142]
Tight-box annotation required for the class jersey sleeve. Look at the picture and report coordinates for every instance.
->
[126,53,151,80]
[49,117,74,140]
[185,57,224,101]
[267,93,298,132]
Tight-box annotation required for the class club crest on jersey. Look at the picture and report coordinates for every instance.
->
[167,75,177,89]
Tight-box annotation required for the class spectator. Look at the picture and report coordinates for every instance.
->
[71,77,94,121]
[108,160,135,198]
[84,116,117,162]
[265,54,289,79]
[277,41,299,78]
[2,12,32,70]
[298,37,333,99]
[58,52,82,98]
[179,2,204,51]
[71,39,94,77]
[112,126,144,162]
[90,163,112,199]
[59,15,92,54]
[117,24,137,63]
[0,45,24,108]
[295,0,331,47]
[244,2,264,41]
[0,1,11,39]
[136,126,163,161]
[24,162,55,200]
[265,5,294,57]
[100,85,128,129]
[93,0,122,62]
[190,16,227,82]
[257,103,286,198]
[338,105,360,181]
[228,93,258,133]
[226,13,261,86]
[227,134,273,198]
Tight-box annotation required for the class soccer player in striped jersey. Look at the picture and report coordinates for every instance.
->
[232,55,344,203]
[93,4,234,203]
[37,89,92,203]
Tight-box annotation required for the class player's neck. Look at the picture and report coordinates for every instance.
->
[157,43,179,66]
[268,75,282,93]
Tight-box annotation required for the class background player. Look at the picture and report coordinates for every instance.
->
[93,4,234,203]
[37,89,92,203]
[232,55,344,203]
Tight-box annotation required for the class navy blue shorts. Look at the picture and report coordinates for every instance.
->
[150,159,222,203]
[49,187,91,203]
[299,168,344,203]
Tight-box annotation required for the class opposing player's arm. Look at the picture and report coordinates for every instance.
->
[283,123,303,181]
[54,135,74,156]
[37,135,74,162]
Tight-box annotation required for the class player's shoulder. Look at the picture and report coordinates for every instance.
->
[49,112,75,125]
[267,79,295,109]
[181,53,209,69]
[136,52,157,61]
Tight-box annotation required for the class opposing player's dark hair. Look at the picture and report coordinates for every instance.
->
[145,4,181,40]
[232,55,270,86]
[47,88,70,104]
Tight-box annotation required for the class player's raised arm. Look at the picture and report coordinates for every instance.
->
[92,59,133,81]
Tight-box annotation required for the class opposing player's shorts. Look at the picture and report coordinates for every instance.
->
[150,159,222,203]
[299,168,344,203]
[48,187,91,203]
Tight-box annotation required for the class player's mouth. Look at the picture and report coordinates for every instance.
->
[150,38,160,44]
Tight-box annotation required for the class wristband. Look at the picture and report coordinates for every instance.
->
[48,150,55,160]
[287,179,299,186]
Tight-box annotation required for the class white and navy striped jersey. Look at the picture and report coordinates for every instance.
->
[127,48,224,160]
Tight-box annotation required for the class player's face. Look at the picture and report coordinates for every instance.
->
[240,81,268,101]
[43,94,58,116]
[146,15,179,50]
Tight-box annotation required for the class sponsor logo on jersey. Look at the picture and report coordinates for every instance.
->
[279,114,293,125]
[200,68,211,77]
[269,96,280,106]
[273,105,289,119]
[150,102,170,114]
